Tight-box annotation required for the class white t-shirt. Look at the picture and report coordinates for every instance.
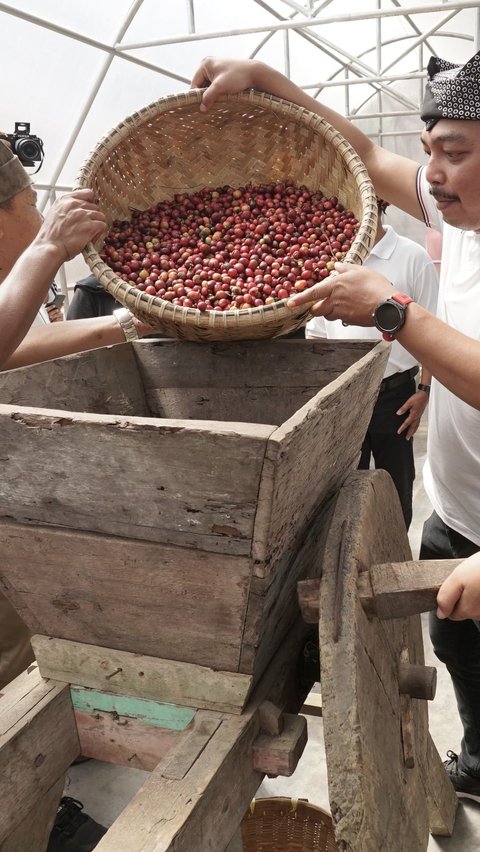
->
[418,166,480,545]
[306,224,439,378]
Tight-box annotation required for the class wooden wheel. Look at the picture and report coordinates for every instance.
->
[318,470,457,852]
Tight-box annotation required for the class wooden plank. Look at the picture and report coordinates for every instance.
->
[96,712,260,852]
[239,497,334,677]
[32,636,254,714]
[224,829,244,852]
[74,709,183,771]
[252,340,390,578]
[301,691,323,717]
[0,521,251,671]
[422,732,458,837]
[160,711,222,780]
[70,686,196,729]
[0,344,148,416]
[359,559,461,619]
[319,470,441,851]
[135,338,375,425]
[1,776,64,852]
[0,665,79,842]
[94,617,311,852]
[136,338,375,392]
[0,405,273,553]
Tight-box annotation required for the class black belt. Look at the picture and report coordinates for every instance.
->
[379,366,419,394]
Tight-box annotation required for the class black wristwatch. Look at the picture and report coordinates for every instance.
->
[373,293,414,341]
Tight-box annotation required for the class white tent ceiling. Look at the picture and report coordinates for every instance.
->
[1,0,478,290]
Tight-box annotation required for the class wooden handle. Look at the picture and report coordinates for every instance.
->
[359,559,461,619]
[252,713,307,777]
[298,559,462,625]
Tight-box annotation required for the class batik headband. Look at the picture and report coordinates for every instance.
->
[421,50,480,130]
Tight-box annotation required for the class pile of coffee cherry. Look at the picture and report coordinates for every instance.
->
[100,183,359,312]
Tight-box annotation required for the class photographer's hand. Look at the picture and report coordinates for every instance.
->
[37,190,107,263]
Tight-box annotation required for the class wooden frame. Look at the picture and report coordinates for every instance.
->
[1,619,312,852]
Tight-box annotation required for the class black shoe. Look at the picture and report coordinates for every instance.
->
[47,796,107,851]
[444,750,480,803]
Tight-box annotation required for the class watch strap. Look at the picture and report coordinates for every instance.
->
[391,292,414,308]
[114,307,139,342]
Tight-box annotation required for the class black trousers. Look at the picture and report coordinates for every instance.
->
[358,377,416,529]
[420,510,480,777]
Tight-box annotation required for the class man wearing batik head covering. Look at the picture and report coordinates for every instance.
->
[194,49,480,803]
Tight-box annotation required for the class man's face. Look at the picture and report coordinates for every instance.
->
[0,186,43,276]
[421,119,480,233]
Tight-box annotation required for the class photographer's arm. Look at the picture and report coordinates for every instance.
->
[0,189,106,369]
[0,242,67,365]
[3,313,153,371]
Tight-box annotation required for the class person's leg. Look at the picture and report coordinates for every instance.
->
[421,511,480,782]
[363,380,416,528]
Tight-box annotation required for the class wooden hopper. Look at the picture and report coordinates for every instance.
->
[0,338,388,712]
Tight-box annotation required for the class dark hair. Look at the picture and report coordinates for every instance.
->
[377,197,390,215]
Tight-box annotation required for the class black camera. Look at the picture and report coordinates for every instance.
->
[1,122,44,170]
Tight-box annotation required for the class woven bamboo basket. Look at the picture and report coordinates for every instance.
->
[76,90,378,341]
[241,798,338,852]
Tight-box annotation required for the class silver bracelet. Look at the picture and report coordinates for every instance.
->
[113,307,139,342]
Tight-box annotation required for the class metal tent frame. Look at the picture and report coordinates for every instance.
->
[0,0,478,290]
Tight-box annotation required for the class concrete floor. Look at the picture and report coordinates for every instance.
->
[65,418,480,849]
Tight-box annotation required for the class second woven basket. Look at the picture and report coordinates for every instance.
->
[241,797,338,852]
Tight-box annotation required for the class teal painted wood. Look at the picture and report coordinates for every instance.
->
[71,686,195,730]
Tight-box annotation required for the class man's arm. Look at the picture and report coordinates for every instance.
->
[288,263,480,411]
[191,57,422,220]
[396,304,480,410]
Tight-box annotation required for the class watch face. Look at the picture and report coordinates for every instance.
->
[375,300,403,333]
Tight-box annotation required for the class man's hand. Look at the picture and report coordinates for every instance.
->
[437,553,480,621]
[45,304,64,323]
[287,262,395,325]
[396,389,429,440]
[37,189,107,263]
[191,56,258,111]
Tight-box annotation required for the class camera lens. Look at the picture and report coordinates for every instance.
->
[17,138,41,162]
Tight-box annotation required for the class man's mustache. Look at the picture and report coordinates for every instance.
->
[429,187,459,202]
